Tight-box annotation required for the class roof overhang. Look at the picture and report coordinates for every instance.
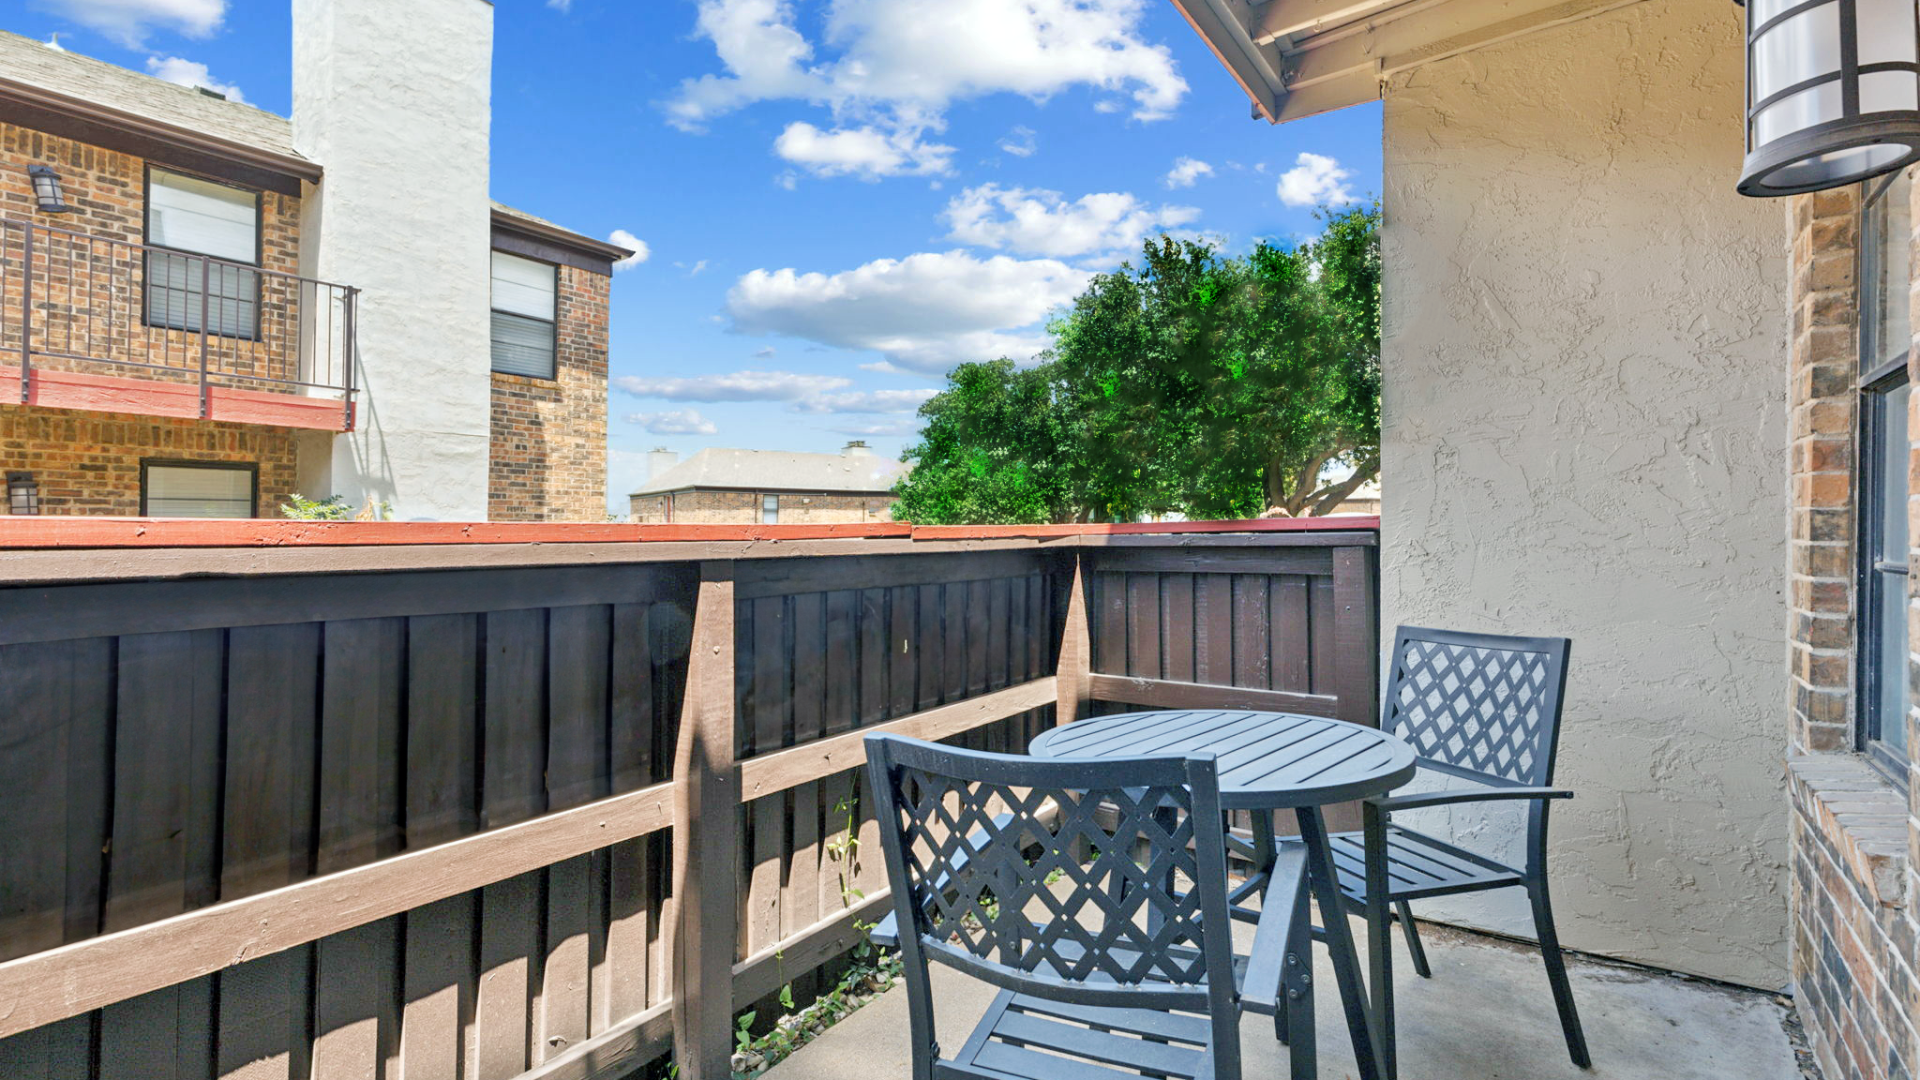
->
[491,208,633,275]
[1170,0,1649,123]
[0,76,320,196]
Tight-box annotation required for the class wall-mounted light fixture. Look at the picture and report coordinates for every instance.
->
[27,166,74,213]
[1738,0,1920,197]
[7,472,39,515]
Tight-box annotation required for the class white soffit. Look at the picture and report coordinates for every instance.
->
[1171,0,1651,123]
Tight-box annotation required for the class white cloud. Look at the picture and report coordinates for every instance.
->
[727,250,1090,372]
[943,183,1198,259]
[40,0,224,46]
[626,409,719,435]
[1276,152,1355,208]
[144,56,245,103]
[828,419,920,437]
[998,125,1037,158]
[753,346,777,358]
[614,369,852,402]
[792,389,937,414]
[608,229,651,270]
[774,122,954,180]
[548,0,573,9]
[666,0,1186,181]
[1164,157,1213,189]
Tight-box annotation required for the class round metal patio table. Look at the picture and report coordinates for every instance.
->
[1029,708,1418,1080]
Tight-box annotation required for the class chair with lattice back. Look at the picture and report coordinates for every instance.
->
[1301,626,1589,1075]
[866,733,1302,1080]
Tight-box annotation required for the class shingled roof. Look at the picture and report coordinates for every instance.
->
[631,447,908,497]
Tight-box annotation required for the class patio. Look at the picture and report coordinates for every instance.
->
[767,917,1806,1080]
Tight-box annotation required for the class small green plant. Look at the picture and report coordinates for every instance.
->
[280,494,352,520]
[734,1011,758,1054]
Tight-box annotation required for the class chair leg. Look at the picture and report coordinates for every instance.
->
[1395,901,1431,979]
[1277,849,1317,1079]
[1528,881,1592,1069]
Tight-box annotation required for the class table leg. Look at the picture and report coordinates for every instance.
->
[1294,805,1385,1080]
[1364,799,1396,1080]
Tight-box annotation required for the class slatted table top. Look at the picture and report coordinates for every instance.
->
[1030,709,1417,810]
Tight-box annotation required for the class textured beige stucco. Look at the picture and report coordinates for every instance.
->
[1380,0,1789,987]
[293,0,495,520]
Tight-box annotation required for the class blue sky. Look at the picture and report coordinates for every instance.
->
[15,0,1381,514]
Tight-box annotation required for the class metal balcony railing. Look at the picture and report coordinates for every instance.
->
[0,217,359,430]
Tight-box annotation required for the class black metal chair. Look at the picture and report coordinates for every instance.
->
[865,733,1302,1080]
[1284,626,1590,1076]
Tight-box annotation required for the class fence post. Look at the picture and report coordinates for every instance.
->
[671,560,741,1080]
[1055,550,1093,725]
[1331,545,1380,728]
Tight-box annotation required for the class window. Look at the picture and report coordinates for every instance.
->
[491,251,557,378]
[145,168,260,338]
[762,494,779,524]
[1859,167,1912,779]
[142,461,257,519]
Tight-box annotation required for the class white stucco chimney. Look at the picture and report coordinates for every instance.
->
[648,448,679,480]
[842,440,872,457]
[292,0,494,520]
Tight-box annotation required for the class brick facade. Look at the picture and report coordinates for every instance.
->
[1787,180,1920,1080]
[629,490,897,525]
[0,403,296,516]
[0,121,307,389]
[488,264,609,522]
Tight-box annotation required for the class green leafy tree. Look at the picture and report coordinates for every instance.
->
[892,206,1380,524]
[891,359,1084,525]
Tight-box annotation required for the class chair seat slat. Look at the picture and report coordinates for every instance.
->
[992,1010,1208,1074]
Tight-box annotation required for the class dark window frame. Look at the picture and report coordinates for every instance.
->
[141,164,265,342]
[490,249,561,380]
[1855,170,1912,787]
[139,458,259,519]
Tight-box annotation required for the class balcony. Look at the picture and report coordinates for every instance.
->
[0,217,358,432]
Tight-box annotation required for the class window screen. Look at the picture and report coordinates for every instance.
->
[762,494,779,525]
[144,463,256,519]
[145,169,260,337]
[492,251,557,378]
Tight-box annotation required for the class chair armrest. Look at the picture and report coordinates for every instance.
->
[870,910,899,949]
[1368,786,1572,812]
[1240,845,1307,1015]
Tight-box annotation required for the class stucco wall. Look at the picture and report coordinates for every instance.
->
[292,0,494,520]
[1380,0,1789,986]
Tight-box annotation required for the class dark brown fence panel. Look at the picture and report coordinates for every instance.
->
[0,562,696,1079]
[729,552,1059,983]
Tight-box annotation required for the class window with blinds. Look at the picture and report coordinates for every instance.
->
[491,251,557,378]
[142,462,257,519]
[144,169,260,338]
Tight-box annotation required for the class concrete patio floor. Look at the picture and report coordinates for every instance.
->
[765,916,1803,1080]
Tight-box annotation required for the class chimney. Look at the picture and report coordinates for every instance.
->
[293,0,494,520]
[842,440,873,457]
[649,448,679,480]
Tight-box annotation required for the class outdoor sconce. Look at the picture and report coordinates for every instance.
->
[1738,0,1920,196]
[27,166,73,213]
[7,472,39,516]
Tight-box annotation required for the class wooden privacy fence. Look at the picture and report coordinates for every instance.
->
[0,520,1378,1080]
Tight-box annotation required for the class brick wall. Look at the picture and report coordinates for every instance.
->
[1787,180,1920,1080]
[628,490,897,524]
[488,264,608,521]
[0,122,307,389]
[0,403,297,516]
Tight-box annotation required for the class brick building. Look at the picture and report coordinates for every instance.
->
[0,2,623,523]
[629,442,905,525]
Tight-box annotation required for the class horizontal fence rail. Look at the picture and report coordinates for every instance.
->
[0,217,358,430]
[0,524,1378,1080]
